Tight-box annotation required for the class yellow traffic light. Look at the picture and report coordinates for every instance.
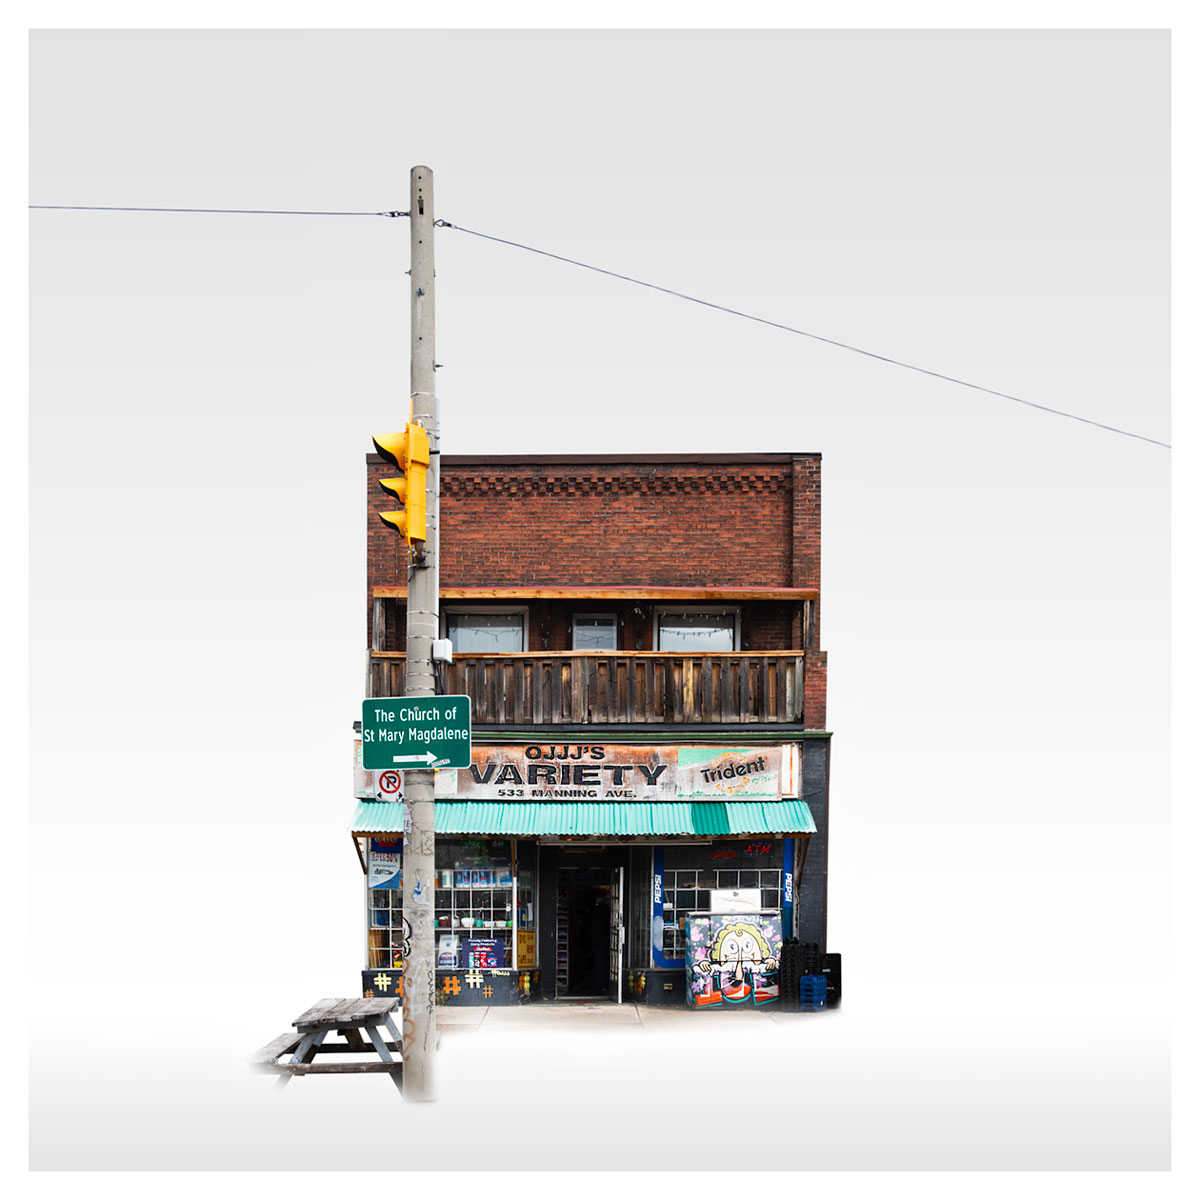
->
[373,422,430,546]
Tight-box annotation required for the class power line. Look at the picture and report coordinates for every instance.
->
[30,202,1168,449]
[435,219,1171,451]
[30,204,406,217]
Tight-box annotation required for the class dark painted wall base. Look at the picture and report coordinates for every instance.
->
[436,967,523,1005]
[361,968,541,1005]
[626,969,688,1006]
[362,968,404,1002]
[527,968,686,1005]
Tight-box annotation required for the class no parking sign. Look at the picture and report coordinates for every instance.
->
[354,739,410,800]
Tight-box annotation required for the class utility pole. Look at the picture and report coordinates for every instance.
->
[402,165,438,1101]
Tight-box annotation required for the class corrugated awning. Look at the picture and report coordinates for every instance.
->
[350,799,815,838]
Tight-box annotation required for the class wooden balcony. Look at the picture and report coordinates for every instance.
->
[367,651,805,725]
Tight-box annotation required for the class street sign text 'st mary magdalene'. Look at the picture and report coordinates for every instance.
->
[360,695,472,770]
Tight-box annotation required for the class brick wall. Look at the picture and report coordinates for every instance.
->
[802,650,827,730]
[368,455,821,591]
[366,453,827,726]
[792,455,821,649]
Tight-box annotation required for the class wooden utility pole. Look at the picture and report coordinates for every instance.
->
[402,164,438,1101]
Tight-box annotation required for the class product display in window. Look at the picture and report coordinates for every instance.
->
[365,836,533,972]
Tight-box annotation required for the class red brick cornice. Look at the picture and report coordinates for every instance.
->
[441,472,789,497]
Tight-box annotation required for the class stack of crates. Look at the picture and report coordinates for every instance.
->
[778,940,821,1011]
[778,939,798,1011]
[778,939,841,1012]
[798,972,827,1011]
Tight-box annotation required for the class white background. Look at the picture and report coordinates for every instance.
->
[18,10,1189,1191]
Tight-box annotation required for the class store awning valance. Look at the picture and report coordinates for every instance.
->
[350,799,815,838]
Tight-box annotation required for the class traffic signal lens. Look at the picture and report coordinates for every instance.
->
[372,422,430,547]
[373,431,409,467]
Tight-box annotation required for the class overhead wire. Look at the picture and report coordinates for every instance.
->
[29,202,1168,449]
[29,204,406,217]
[434,219,1171,451]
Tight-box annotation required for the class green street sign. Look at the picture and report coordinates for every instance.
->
[361,695,472,770]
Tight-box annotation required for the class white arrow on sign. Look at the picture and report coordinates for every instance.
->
[393,751,438,766]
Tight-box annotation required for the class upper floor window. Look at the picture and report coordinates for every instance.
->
[655,607,740,652]
[572,613,618,651]
[444,608,527,653]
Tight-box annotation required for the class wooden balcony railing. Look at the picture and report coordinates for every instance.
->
[367,651,805,725]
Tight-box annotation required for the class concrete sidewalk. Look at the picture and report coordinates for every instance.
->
[436,999,790,1035]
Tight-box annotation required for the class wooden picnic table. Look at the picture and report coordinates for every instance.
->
[249,997,403,1093]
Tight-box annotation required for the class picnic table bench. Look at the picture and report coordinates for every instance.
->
[249,997,403,1093]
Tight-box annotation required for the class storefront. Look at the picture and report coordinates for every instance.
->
[351,739,824,1009]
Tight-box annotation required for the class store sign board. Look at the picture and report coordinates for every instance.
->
[434,744,800,802]
[516,929,537,969]
[460,938,507,969]
[360,696,472,770]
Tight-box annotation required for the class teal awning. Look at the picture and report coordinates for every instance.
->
[350,799,815,838]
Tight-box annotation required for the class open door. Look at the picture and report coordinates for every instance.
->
[608,866,624,1004]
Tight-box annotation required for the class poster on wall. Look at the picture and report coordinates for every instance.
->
[460,938,507,969]
[437,934,460,967]
[434,744,800,802]
[516,929,537,969]
[368,838,402,890]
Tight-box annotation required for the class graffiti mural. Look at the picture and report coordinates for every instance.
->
[685,915,783,1007]
[395,916,412,967]
[360,969,404,1000]
[434,968,524,1005]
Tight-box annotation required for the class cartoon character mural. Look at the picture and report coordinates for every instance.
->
[686,915,782,1007]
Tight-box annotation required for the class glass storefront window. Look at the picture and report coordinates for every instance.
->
[370,836,527,970]
[659,841,786,960]
[368,887,407,970]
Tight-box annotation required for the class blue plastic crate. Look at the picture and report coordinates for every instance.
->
[798,973,827,1011]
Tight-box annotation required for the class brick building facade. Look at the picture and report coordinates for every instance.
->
[353,453,837,1010]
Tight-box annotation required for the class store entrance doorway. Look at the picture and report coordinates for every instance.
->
[555,866,623,1001]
